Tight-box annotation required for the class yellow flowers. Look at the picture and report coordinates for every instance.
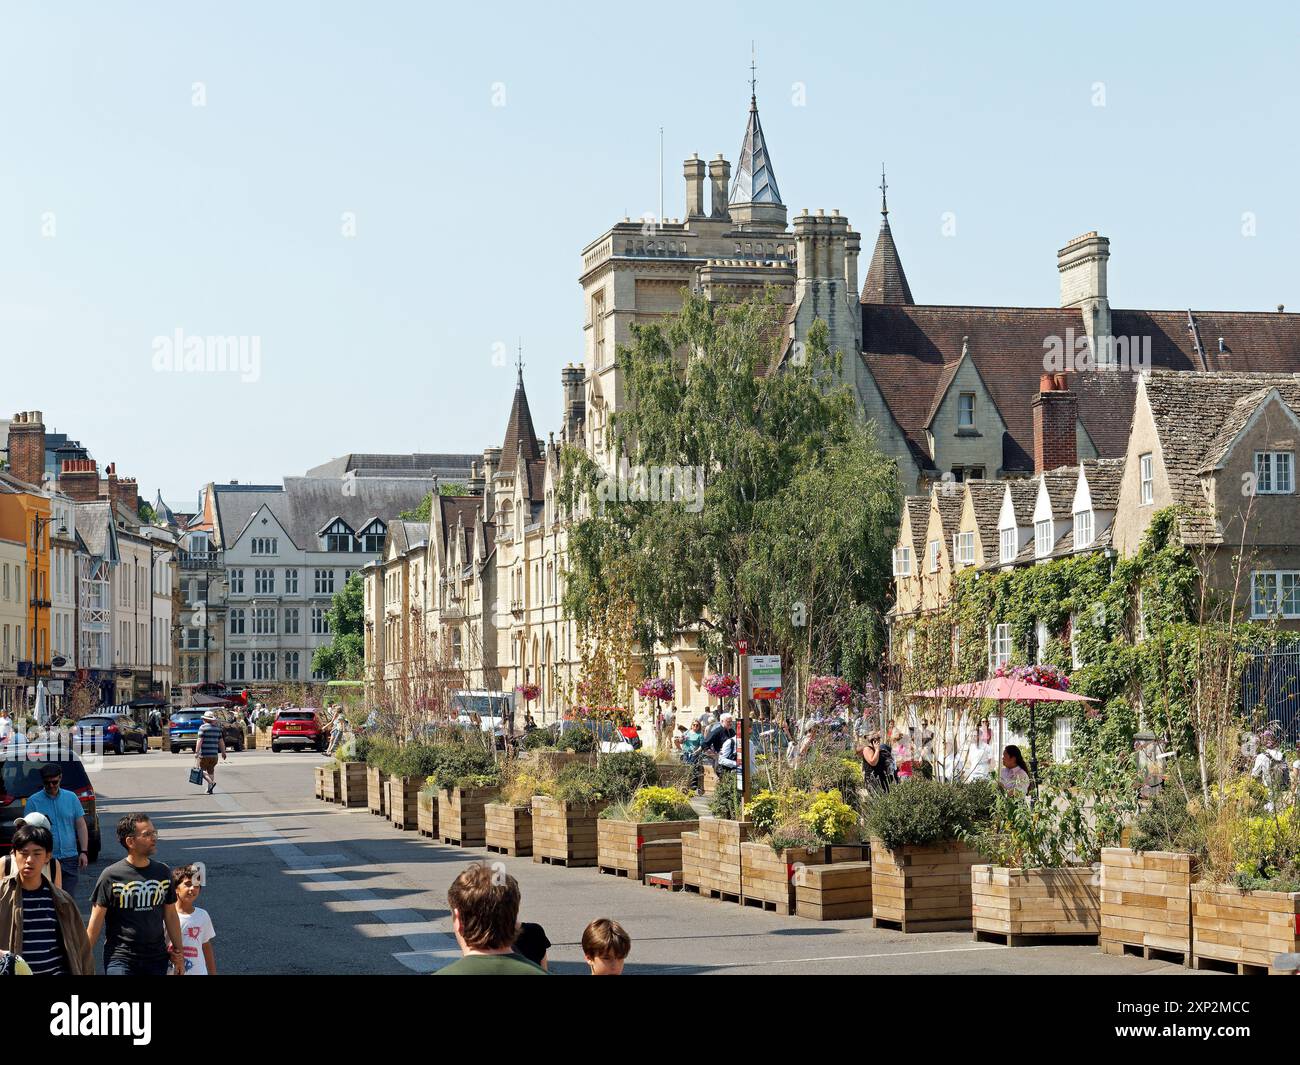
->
[800,789,858,845]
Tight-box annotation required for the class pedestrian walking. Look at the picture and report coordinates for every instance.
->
[86,814,185,975]
[23,765,88,897]
[435,862,547,975]
[1,813,61,890]
[170,864,216,975]
[999,745,1031,795]
[0,822,94,974]
[195,710,227,794]
[0,707,12,746]
[324,707,345,756]
[582,918,630,975]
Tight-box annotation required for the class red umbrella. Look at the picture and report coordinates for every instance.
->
[903,678,1096,782]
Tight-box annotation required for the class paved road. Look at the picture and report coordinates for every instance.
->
[73,747,1208,975]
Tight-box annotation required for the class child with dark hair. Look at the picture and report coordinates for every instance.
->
[582,918,631,975]
[0,823,94,974]
[170,865,217,975]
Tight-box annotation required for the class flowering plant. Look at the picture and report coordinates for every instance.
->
[515,683,540,702]
[703,673,740,699]
[806,675,852,711]
[637,677,675,702]
[993,663,1071,691]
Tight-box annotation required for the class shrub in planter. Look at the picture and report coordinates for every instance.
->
[801,790,858,845]
[520,729,558,751]
[708,777,741,819]
[598,787,698,878]
[559,726,596,753]
[863,778,997,851]
[428,746,498,791]
[746,788,811,838]
[628,785,696,822]
[595,751,658,804]
[550,763,605,806]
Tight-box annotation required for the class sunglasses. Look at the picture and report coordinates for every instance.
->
[132,829,159,839]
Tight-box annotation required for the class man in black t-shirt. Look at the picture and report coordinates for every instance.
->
[85,813,184,975]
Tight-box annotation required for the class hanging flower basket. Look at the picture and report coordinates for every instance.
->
[637,677,675,702]
[806,675,853,712]
[703,673,741,699]
[993,664,1071,691]
[516,684,540,703]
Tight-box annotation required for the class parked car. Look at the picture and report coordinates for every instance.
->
[72,713,149,756]
[166,708,247,753]
[0,752,101,862]
[270,709,326,753]
[549,719,641,753]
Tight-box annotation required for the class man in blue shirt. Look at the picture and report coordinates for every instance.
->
[24,765,88,898]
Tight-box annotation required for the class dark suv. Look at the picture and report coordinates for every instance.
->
[167,709,247,753]
[73,713,148,756]
[0,754,102,862]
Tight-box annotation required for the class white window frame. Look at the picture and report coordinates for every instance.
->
[228,608,245,635]
[1034,519,1054,559]
[252,607,276,635]
[283,608,300,635]
[284,650,299,680]
[928,540,940,573]
[988,622,1012,670]
[1052,716,1073,764]
[952,531,975,567]
[254,568,275,595]
[958,392,976,429]
[314,569,335,596]
[1139,453,1153,505]
[229,651,245,681]
[1254,451,1295,495]
[999,526,1016,564]
[228,568,244,594]
[1073,509,1094,550]
[892,546,912,577]
[1252,570,1300,619]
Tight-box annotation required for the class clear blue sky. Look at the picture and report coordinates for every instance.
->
[2,1,1297,506]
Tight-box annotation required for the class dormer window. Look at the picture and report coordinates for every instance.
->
[1254,451,1295,494]
[359,520,387,554]
[1034,519,1053,559]
[1074,509,1094,550]
[928,540,940,573]
[892,547,912,577]
[322,520,353,553]
[952,531,975,567]
[999,527,1016,564]
[958,393,975,429]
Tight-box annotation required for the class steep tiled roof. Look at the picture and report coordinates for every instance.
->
[902,496,929,556]
[1006,479,1039,525]
[861,219,914,306]
[1042,468,1078,516]
[934,492,964,540]
[729,96,782,206]
[305,453,477,480]
[1144,370,1300,542]
[860,304,1300,477]
[966,480,1005,557]
[502,371,543,465]
[1082,457,1125,510]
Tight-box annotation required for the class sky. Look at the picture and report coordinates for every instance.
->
[2,1,1298,507]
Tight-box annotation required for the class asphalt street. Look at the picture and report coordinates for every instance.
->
[69,747,1212,976]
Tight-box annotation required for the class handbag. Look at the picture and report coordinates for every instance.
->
[188,767,204,786]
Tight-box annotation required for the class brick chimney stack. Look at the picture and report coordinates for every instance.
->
[113,477,139,518]
[7,411,46,488]
[1032,373,1078,473]
[59,459,99,502]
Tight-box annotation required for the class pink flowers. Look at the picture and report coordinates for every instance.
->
[993,663,1071,691]
[806,675,852,711]
[515,683,540,702]
[637,677,675,702]
[703,673,741,699]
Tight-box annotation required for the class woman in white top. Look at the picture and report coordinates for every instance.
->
[999,745,1031,795]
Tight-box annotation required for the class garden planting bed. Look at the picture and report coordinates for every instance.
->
[682,818,752,900]
[438,786,501,846]
[870,839,986,933]
[531,796,608,866]
[417,792,438,837]
[485,803,532,856]
[1099,848,1196,964]
[388,776,422,831]
[338,761,368,808]
[1191,883,1300,975]
[366,766,389,816]
[519,751,590,774]
[795,861,874,920]
[971,865,1101,946]
[597,819,698,880]
[654,762,692,790]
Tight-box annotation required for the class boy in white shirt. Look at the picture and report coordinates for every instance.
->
[169,864,216,976]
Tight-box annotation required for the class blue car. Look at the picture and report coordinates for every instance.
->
[166,709,246,753]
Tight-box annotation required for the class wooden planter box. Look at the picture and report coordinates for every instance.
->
[256,727,273,749]
[418,792,438,837]
[870,839,986,933]
[682,818,752,899]
[1100,848,1197,963]
[702,765,719,796]
[147,735,163,750]
[654,762,692,790]
[366,766,389,816]
[485,803,532,856]
[597,819,698,880]
[531,795,608,866]
[320,764,340,803]
[972,865,1101,945]
[313,764,327,800]
[338,762,368,808]
[1192,882,1300,974]
[740,843,870,914]
[795,861,874,920]
[438,786,501,846]
[388,776,422,830]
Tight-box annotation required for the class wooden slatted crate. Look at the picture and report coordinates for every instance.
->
[439,786,501,846]
[1100,848,1197,963]
[972,865,1100,944]
[870,838,986,932]
[683,818,752,899]
[313,764,327,800]
[388,776,422,831]
[531,796,608,866]
[597,819,697,880]
[795,861,873,920]
[1192,883,1300,974]
[485,802,532,856]
[417,791,438,837]
[338,762,368,808]
[366,765,388,816]
[681,830,703,892]
[742,844,872,914]
[702,765,719,797]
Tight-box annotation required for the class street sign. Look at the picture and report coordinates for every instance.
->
[737,639,749,655]
[748,655,782,700]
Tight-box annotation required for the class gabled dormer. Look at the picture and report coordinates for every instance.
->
[1071,458,1123,553]
[1031,468,1077,561]
[358,518,387,555]
[995,479,1038,567]
[318,517,354,553]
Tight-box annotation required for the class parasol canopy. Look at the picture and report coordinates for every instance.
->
[905,678,1095,704]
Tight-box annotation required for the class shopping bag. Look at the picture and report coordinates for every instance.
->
[188,767,204,786]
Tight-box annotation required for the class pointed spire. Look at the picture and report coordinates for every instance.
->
[502,358,542,465]
[861,165,914,305]
[729,51,782,207]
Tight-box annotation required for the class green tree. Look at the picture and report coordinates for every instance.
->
[400,482,468,522]
[312,572,365,679]
[559,289,900,689]
[137,501,157,525]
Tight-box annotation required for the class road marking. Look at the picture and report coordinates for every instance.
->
[651,943,1006,973]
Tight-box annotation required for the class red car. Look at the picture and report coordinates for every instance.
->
[270,709,326,753]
